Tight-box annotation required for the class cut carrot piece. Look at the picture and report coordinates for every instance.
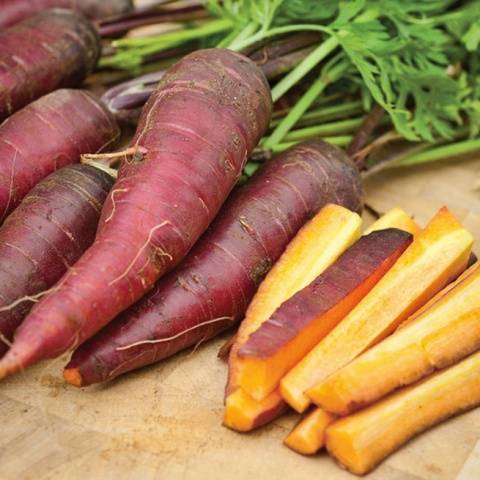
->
[237,229,413,401]
[284,408,336,455]
[364,207,421,236]
[283,210,423,450]
[326,349,480,475]
[224,388,287,432]
[398,261,477,330]
[224,205,362,431]
[281,207,473,413]
[228,203,362,390]
[311,262,480,415]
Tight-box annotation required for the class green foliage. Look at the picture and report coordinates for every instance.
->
[104,0,480,145]
[329,2,462,140]
[275,0,339,24]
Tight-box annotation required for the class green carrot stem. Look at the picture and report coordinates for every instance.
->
[228,22,259,50]
[283,117,364,142]
[270,100,363,127]
[264,60,348,148]
[395,138,480,166]
[113,18,232,47]
[102,18,233,68]
[228,24,331,53]
[270,36,339,103]
[271,135,353,152]
[216,29,240,48]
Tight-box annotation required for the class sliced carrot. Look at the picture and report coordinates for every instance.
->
[224,389,287,432]
[284,408,336,455]
[236,229,413,401]
[312,262,480,415]
[326,349,480,475]
[281,207,473,413]
[228,203,362,390]
[224,205,362,431]
[364,207,421,236]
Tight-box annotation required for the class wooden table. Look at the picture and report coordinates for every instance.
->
[0,157,479,480]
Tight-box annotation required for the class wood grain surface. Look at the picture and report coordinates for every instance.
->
[0,157,479,479]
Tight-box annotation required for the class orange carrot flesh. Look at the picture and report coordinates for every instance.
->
[326,349,480,475]
[225,204,362,431]
[237,229,413,402]
[284,408,336,455]
[313,262,480,416]
[224,389,288,432]
[282,207,473,413]
[364,207,421,236]
[227,204,362,395]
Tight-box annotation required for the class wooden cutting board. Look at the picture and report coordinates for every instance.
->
[1,156,479,480]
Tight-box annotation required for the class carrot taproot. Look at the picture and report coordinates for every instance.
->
[64,141,363,387]
[0,48,272,379]
[0,0,133,28]
[0,165,113,357]
[0,9,100,121]
[0,89,119,223]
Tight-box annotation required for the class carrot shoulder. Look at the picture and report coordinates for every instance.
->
[0,9,100,121]
[0,89,119,222]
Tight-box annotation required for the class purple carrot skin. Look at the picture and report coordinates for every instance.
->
[0,48,272,379]
[64,140,363,387]
[0,0,133,28]
[0,9,100,120]
[0,89,120,222]
[238,229,413,361]
[0,165,113,357]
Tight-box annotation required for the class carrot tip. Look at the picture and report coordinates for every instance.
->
[63,368,83,387]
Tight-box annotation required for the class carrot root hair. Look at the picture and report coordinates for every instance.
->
[0,332,12,349]
[0,286,58,313]
[104,188,129,223]
[108,221,172,287]
[115,316,234,351]
[81,146,147,166]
